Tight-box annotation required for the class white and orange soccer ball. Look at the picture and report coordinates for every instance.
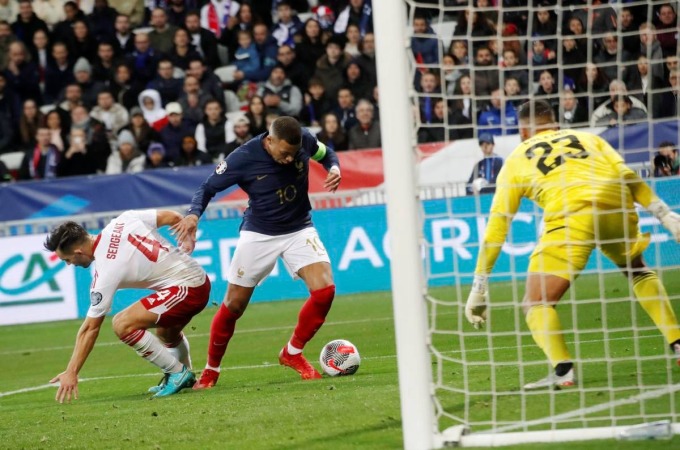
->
[319,339,361,376]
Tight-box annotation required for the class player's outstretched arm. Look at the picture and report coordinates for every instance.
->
[324,166,341,193]
[51,315,105,403]
[156,210,183,228]
[648,201,680,243]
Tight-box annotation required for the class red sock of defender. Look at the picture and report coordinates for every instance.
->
[290,285,336,350]
[207,304,242,368]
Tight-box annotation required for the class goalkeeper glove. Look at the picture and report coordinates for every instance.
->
[648,200,680,243]
[465,274,489,329]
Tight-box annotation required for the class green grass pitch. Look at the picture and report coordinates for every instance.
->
[1,272,678,449]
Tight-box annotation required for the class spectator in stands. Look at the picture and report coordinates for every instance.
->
[639,22,665,82]
[296,18,325,76]
[411,13,439,67]
[258,65,303,118]
[627,55,665,118]
[167,28,201,71]
[503,76,525,107]
[44,109,67,151]
[528,38,556,82]
[87,0,117,42]
[418,71,442,127]
[145,141,170,169]
[92,41,118,86]
[348,98,380,150]
[534,70,560,116]
[109,0,143,27]
[597,94,647,127]
[654,3,678,56]
[472,46,499,100]
[127,32,162,86]
[18,98,42,150]
[658,70,680,118]
[147,59,183,106]
[185,11,220,70]
[56,83,82,127]
[0,71,20,127]
[450,73,474,139]
[112,14,135,56]
[502,48,529,95]
[466,132,503,195]
[441,54,463,96]
[186,58,225,109]
[57,127,99,176]
[120,106,159,155]
[590,80,648,127]
[343,59,372,102]
[530,5,557,50]
[195,99,234,161]
[148,8,177,55]
[334,87,358,132]
[0,113,13,153]
[200,0,240,39]
[619,7,639,56]
[4,41,41,103]
[449,39,469,65]
[44,42,74,104]
[178,75,210,124]
[223,115,251,157]
[11,0,48,52]
[30,29,49,92]
[315,35,352,103]
[70,104,111,172]
[176,134,212,166]
[73,57,105,108]
[138,89,168,131]
[19,127,59,180]
[271,1,302,47]
[69,19,97,63]
[654,141,679,177]
[165,0,189,28]
[560,30,586,86]
[454,9,496,53]
[300,77,332,127]
[106,128,145,174]
[478,88,518,136]
[160,102,195,163]
[52,2,83,44]
[595,33,635,83]
[0,0,18,24]
[317,112,348,151]
[665,55,678,80]
[276,44,307,92]
[558,89,588,127]
[33,0,65,28]
[567,15,588,50]
[578,62,611,112]
[90,90,130,139]
[334,0,373,37]
[233,29,261,82]
[356,32,376,88]
[343,23,362,57]
[218,2,258,61]
[242,94,265,135]
[111,62,143,111]
[0,20,16,70]
[418,98,454,144]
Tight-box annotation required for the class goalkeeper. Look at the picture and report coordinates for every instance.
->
[466,99,680,389]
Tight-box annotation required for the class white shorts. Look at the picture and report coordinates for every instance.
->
[227,227,331,287]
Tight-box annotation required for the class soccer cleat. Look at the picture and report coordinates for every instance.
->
[278,347,322,380]
[192,368,220,390]
[671,340,680,366]
[523,368,576,390]
[152,365,196,398]
[148,374,169,394]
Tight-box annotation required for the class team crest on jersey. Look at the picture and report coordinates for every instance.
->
[216,161,227,174]
[90,291,103,306]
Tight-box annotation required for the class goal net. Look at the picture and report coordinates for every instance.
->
[374,0,680,447]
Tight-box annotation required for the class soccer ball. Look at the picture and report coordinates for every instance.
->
[319,339,361,376]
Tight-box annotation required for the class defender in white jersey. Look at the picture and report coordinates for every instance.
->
[45,209,211,402]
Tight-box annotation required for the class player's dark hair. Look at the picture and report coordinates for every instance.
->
[44,221,89,253]
[270,116,302,146]
[518,99,555,123]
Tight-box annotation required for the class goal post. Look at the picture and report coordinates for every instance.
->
[373,1,437,449]
[374,0,680,447]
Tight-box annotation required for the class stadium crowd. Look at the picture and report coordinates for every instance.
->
[0,0,678,182]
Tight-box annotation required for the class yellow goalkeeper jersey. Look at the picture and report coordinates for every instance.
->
[475,128,658,274]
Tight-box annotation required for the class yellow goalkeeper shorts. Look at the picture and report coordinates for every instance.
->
[528,209,650,280]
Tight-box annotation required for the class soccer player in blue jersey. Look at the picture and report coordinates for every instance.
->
[171,116,342,388]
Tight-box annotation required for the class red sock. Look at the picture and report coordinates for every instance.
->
[207,303,242,368]
[290,285,335,350]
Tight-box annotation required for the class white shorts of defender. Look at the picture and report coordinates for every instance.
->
[227,227,331,287]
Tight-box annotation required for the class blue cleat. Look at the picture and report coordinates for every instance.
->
[148,374,169,394]
[152,366,196,398]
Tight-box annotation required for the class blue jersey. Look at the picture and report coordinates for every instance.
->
[187,129,340,235]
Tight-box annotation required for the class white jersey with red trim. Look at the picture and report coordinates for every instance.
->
[88,209,206,318]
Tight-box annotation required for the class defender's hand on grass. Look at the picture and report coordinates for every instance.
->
[465,275,489,329]
[648,201,680,243]
[51,371,78,404]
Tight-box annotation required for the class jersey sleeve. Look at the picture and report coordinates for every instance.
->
[187,152,244,217]
[131,209,158,228]
[87,268,122,318]
[475,156,525,275]
[304,128,340,172]
[596,135,658,208]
